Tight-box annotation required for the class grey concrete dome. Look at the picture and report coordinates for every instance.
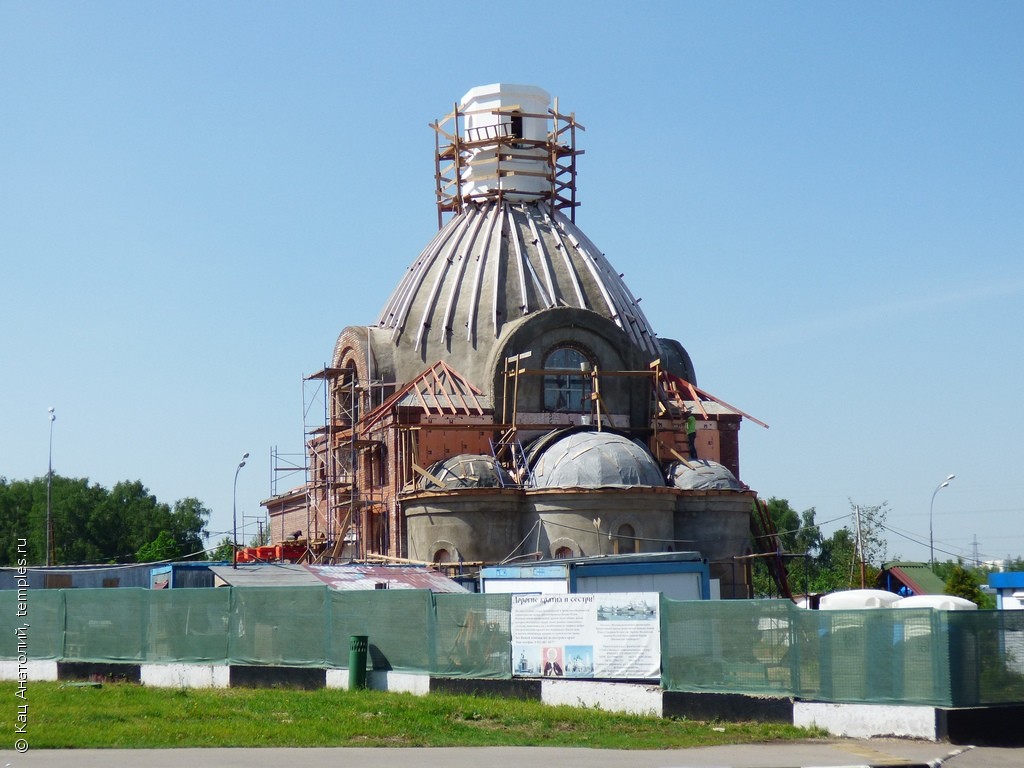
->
[418,454,513,490]
[666,460,745,491]
[529,431,665,488]
[374,201,660,380]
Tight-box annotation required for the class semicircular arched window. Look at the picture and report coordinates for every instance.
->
[543,346,594,413]
[615,524,638,555]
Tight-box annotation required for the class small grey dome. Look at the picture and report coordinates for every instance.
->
[666,460,744,491]
[530,431,665,489]
[419,454,514,490]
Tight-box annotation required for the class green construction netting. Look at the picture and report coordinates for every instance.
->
[661,598,963,706]
[0,586,514,674]
[947,609,1024,706]
[6,586,1024,706]
[432,592,511,678]
[228,586,329,667]
[0,588,64,660]
[147,588,231,663]
[327,589,433,671]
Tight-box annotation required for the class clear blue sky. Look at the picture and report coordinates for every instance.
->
[3,2,1022,566]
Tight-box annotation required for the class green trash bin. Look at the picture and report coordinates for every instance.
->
[349,635,368,689]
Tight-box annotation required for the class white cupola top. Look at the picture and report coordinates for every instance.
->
[457,83,553,202]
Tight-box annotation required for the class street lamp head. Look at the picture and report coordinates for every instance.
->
[940,481,950,490]
[48,406,55,422]
[946,474,956,482]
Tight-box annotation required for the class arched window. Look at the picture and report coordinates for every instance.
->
[333,360,360,427]
[433,548,450,564]
[614,524,638,555]
[554,546,574,559]
[543,346,593,413]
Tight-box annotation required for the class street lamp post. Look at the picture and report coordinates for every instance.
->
[929,473,956,569]
[46,407,55,567]
[232,452,249,569]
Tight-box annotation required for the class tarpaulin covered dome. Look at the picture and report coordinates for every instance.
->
[418,454,513,490]
[666,460,745,491]
[529,430,665,489]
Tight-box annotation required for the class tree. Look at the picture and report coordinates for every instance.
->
[208,536,235,563]
[168,497,211,559]
[248,526,269,548]
[136,530,182,563]
[944,561,985,606]
[0,474,211,566]
[751,497,893,597]
[752,498,823,597]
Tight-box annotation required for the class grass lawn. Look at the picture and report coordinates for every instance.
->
[5,682,819,749]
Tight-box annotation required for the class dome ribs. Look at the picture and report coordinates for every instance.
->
[525,206,560,308]
[509,205,555,313]
[504,205,532,318]
[552,218,621,336]
[466,202,501,345]
[384,220,459,342]
[541,207,587,309]
[556,212,661,358]
[413,209,478,354]
[377,196,661,360]
[439,204,487,351]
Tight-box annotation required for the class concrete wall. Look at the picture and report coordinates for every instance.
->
[675,491,755,598]
[526,488,677,558]
[487,308,653,430]
[404,490,522,563]
[404,486,749,583]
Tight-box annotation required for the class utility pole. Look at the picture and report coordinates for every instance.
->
[46,407,55,566]
[854,504,866,588]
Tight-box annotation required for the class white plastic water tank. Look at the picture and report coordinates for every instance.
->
[892,594,978,611]
[459,83,552,201]
[818,589,902,610]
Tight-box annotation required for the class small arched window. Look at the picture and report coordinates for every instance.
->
[433,548,450,564]
[554,546,573,559]
[543,346,593,413]
[615,524,638,555]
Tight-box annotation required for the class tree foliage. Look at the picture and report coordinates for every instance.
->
[208,536,235,563]
[136,530,182,563]
[0,475,210,566]
[944,560,989,607]
[753,497,890,597]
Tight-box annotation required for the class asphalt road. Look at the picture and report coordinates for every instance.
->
[1,742,1021,768]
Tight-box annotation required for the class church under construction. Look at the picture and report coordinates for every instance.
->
[261,83,770,598]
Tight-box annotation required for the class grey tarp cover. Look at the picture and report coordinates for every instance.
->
[530,431,665,488]
[666,459,744,490]
[419,454,514,489]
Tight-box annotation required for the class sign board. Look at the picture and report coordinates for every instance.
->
[510,592,660,679]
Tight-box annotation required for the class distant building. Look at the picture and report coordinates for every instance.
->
[263,83,767,599]
[989,572,1024,610]
[877,561,948,596]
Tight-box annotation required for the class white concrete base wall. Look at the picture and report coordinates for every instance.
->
[326,668,430,695]
[0,660,58,681]
[376,671,430,695]
[542,680,662,717]
[793,701,938,741]
[140,664,230,688]
[325,668,348,689]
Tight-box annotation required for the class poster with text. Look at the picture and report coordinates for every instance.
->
[510,592,660,679]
